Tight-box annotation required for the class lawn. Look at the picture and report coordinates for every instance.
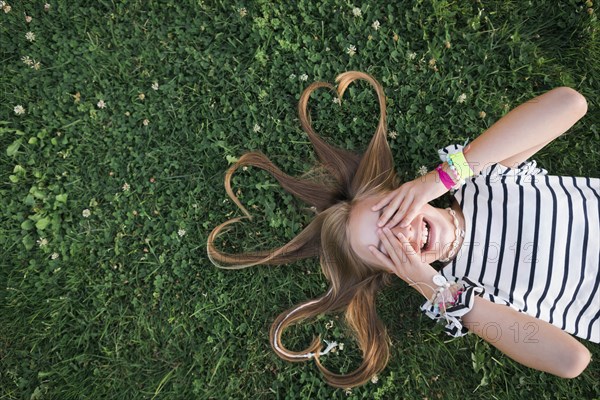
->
[1,1,599,399]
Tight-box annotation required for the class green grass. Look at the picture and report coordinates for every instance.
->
[1,0,599,399]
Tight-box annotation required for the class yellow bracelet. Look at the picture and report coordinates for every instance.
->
[448,151,474,180]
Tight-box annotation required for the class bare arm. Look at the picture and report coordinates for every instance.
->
[465,86,588,171]
[462,296,592,378]
[374,87,588,227]
[455,93,591,376]
[372,228,592,378]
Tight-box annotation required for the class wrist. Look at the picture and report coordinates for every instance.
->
[405,266,438,299]
[425,168,450,199]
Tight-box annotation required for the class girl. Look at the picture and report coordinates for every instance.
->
[207,71,597,388]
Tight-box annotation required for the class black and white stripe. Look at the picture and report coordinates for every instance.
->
[446,161,600,343]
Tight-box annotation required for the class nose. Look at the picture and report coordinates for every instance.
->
[390,222,418,252]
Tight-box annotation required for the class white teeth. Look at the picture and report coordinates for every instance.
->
[421,221,429,250]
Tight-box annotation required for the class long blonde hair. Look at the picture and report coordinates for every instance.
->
[207,71,400,388]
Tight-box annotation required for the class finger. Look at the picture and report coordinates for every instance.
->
[394,231,418,257]
[379,228,406,267]
[399,206,420,228]
[385,228,417,259]
[371,192,395,211]
[369,243,398,274]
[397,195,423,227]
[368,245,395,273]
[383,229,426,277]
[399,216,415,229]
[386,202,410,228]
[385,194,413,228]
[378,205,396,227]
[377,193,404,226]
[379,193,409,227]
[399,207,417,228]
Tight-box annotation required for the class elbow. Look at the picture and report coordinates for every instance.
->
[555,344,591,379]
[555,86,588,119]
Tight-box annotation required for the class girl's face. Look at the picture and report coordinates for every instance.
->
[348,193,461,269]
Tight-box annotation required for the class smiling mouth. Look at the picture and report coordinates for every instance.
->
[421,219,431,251]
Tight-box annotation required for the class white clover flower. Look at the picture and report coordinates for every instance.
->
[457,93,467,103]
[25,14,32,23]
[122,182,130,191]
[388,130,397,139]
[417,165,428,176]
[152,81,159,91]
[253,123,261,132]
[338,342,345,350]
[82,209,91,218]
[346,44,356,56]
[325,47,330,52]
[178,229,186,237]
[371,375,379,384]
[479,111,487,118]
[344,388,353,396]
[352,7,362,17]
[32,61,41,70]
[25,31,35,42]
[299,73,308,81]
[372,20,380,30]
[97,99,106,109]
[37,238,48,248]
[14,105,25,115]
[51,252,59,260]
[332,97,341,105]
[408,52,417,60]
[44,3,50,11]
[238,7,247,17]
[288,73,296,80]
[3,4,11,13]
[143,118,149,126]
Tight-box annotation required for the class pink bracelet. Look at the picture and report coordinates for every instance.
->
[436,164,455,190]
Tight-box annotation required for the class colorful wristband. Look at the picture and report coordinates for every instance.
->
[420,276,485,338]
[436,164,455,190]
[445,159,462,184]
[448,151,474,180]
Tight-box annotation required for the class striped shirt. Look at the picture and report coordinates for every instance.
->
[441,161,600,343]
